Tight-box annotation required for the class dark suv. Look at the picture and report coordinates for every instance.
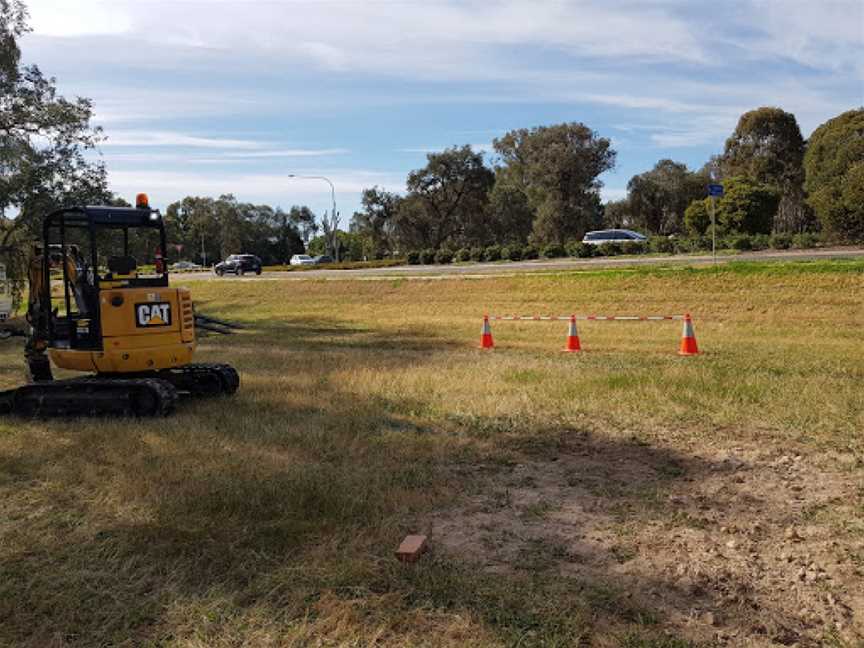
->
[214,254,262,276]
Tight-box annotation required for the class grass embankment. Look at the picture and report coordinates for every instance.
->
[0,259,862,647]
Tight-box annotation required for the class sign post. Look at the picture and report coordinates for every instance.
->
[707,183,724,264]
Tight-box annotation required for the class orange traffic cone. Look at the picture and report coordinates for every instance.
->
[479,315,494,349]
[678,313,699,356]
[564,315,581,352]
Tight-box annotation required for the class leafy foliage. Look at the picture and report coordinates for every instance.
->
[722,107,812,232]
[711,176,779,235]
[684,200,711,236]
[804,109,864,241]
[494,122,615,245]
[453,247,470,262]
[164,196,307,266]
[627,159,707,235]
[349,186,400,257]
[0,0,112,304]
[482,245,501,262]
[434,248,453,264]
[396,146,494,250]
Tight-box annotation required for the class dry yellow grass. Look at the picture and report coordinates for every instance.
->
[0,259,862,647]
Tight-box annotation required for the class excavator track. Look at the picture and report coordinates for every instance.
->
[0,377,178,418]
[148,363,240,397]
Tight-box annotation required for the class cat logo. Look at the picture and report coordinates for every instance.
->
[136,302,172,327]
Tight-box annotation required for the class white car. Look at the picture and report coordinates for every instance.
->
[171,261,202,271]
[583,229,648,245]
[290,254,316,266]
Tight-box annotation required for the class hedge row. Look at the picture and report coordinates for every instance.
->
[406,232,823,265]
[263,259,404,272]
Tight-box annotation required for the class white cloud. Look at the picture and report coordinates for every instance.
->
[24,1,708,78]
[25,0,862,80]
[26,0,132,37]
[398,143,493,154]
[102,131,264,149]
[107,169,406,211]
[222,149,351,158]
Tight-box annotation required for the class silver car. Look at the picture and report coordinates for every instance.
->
[290,254,316,266]
[583,229,648,245]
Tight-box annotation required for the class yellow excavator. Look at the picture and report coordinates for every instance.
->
[0,194,239,417]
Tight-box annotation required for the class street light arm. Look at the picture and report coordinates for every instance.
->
[287,173,340,259]
[287,174,335,203]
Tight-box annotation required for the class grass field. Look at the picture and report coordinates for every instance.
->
[1,259,862,647]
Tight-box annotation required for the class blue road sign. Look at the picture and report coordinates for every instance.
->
[708,183,724,197]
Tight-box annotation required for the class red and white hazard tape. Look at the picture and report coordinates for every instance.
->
[487,314,685,321]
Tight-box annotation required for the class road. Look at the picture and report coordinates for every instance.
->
[176,246,864,282]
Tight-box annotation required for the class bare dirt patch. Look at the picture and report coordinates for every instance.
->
[431,431,864,646]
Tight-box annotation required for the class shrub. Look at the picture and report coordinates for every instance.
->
[731,234,753,251]
[483,245,502,262]
[684,199,711,236]
[540,244,565,259]
[792,232,820,249]
[750,233,771,250]
[501,245,523,261]
[434,249,454,264]
[566,241,595,258]
[621,241,647,255]
[673,237,696,254]
[769,233,792,249]
[454,247,471,262]
[597,242,622,256]
[522,244,539,260]
[469,247,485,262]
[264,258,405,272]
[649,237,674,254]
[692,236,712,252]
[406,251,421,265]
[419,248,436,264]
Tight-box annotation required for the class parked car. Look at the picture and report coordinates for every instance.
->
[290,254,316,266]
[214,254,262,276]
[582,229,648,245]
[312,255,333,265]
[171,260,201,271]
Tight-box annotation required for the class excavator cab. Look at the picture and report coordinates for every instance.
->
[1,195,239,417]
[39,196,187,369]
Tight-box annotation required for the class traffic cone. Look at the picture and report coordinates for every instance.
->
[564,315,581,352]
[678,313,699,356]
[479,315,494,349]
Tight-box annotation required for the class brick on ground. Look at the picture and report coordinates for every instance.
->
[396,534,428,562]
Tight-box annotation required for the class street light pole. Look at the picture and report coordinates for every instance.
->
[287,174,339,260]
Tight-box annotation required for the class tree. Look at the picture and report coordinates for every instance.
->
[721,107,812,232]
[713,176,778,235]
[602,199,630,228]
[398,146,494,250]
[627,159,707,235]
[484,182,534,245]
[0,0,110,306]
[804,109,864,241]
[350,187,401,256]
[493,122,615,245]
[684,200,711,236]
[287,205,318,245]
[164,195,306,266]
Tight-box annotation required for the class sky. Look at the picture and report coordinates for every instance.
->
[19,0,864,222]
